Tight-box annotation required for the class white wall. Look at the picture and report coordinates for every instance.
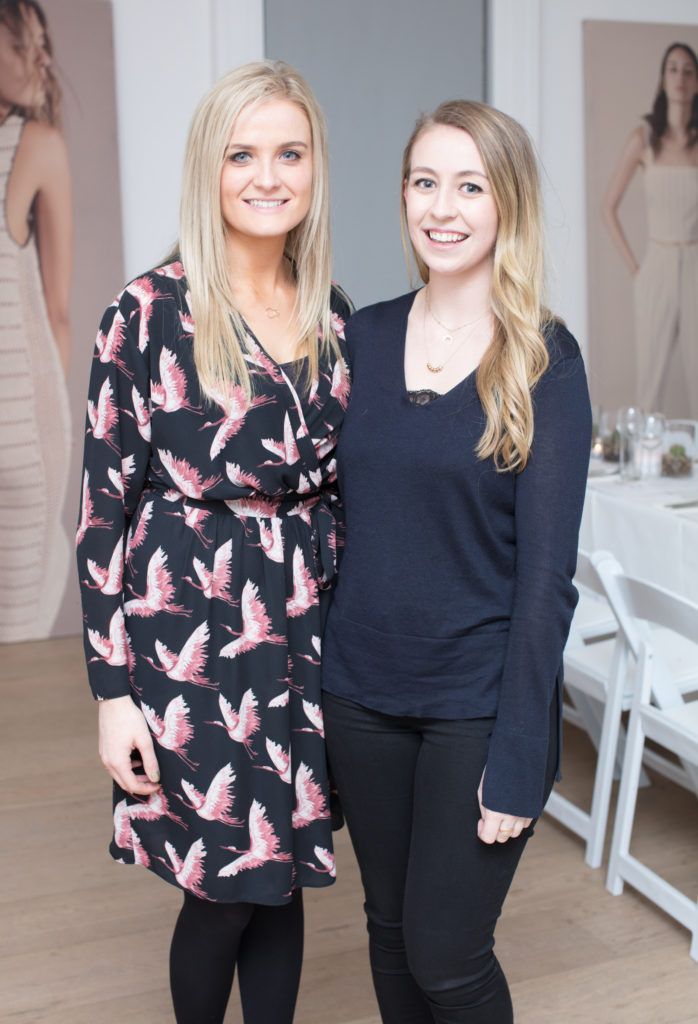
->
[489,0,698,357]
[111,0,264,280]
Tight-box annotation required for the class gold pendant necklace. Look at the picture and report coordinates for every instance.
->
[265,306,280,319]
[423,292,489,374]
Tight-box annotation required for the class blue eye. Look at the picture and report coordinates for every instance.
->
[280,150,301,161]
[229,151,251,163]
[413,177,436,190]
[460,182,482,195]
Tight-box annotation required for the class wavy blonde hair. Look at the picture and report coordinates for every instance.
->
[178,60,337,400]
[401,100,552,471]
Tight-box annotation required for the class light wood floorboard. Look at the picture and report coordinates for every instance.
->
[1,636,697,1022]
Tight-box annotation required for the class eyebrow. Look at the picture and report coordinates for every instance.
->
[411,165,487,178]
[226,140,310,152]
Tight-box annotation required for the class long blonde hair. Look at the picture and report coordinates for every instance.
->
[178,60,337,400]
[401,100,552,472]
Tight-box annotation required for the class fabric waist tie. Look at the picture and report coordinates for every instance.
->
[648,237,698,246]
[145,485,338,588]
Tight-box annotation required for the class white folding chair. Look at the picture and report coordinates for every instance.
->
[545,551,698,868]
[569,549,617,643]
[603,570,698,961]
[560,550,620,755]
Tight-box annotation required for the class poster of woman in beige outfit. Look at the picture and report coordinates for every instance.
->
[603,42,698,416]
[0,0,72,643]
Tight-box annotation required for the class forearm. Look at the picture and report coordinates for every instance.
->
[602,205,639,275]
[48,310,71,375]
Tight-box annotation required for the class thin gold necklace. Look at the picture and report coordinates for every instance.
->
[425,287,489,344]
[422,296,488,374]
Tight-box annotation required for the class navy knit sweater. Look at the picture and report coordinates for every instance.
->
[322,291,592,818]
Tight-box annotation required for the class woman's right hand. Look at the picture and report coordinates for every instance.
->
[98,695,161,796]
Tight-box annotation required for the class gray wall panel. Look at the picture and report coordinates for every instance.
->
[265,0,486,308]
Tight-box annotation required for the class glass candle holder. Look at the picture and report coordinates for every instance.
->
[661,420,696,478]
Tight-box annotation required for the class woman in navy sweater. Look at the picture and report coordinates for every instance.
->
[322,101,591,1023]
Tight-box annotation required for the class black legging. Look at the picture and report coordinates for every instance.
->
[323,691,559,1024]
[169,890,304,1024]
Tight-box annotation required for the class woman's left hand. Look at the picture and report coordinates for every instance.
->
[476,770,532,844]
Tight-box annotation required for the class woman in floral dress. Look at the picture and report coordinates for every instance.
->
[77,61,351,1024]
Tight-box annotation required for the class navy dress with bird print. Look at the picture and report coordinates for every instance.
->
[77,260,351,903]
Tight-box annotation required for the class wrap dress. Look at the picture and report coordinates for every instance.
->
[77,260,351,904]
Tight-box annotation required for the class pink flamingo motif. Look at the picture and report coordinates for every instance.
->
[308,377,321,408]
[183,540,236,604]
[200,384,275,460]
[269,655,303,706]
[141,694,198,771]
[259,413,300,467]
[84,536,123,596]
[94,310,135,378]
[142,621,214,688]
[224,495,280,519]
[301,845,336,878]
[330,357,351,410]
[330,311,346,339]
[292,762,329,829]
[151,346,200,414]
[120,384,151,443]
[179,309,194,335]
[114,798,134,849]
[86,377,119,454]
[163,503,214,548]
[98,454,136,500]
[287,501,312,527]
[293,699,325,738]
[253,737,291,784]
[253,517,284,564]
[155,261,185,279]
[298,635,321,667]
[269,689,289,708]
[132,831,151,867]
[156,837,208,898]
[128,276,163,353]
[76,470,113,547]
[88,608,132,668]
[125,499,153,569]
[225,462,262,491]
[313,433,338,461]
[158,449,222,499]
[286,546,318,618]
[245,337,286,385]
[175,763,244,826]
[219,580,285,658]
[129,789,188,829]
[124,546,191,617]
[218,799,293,877]
[205,689,260,758]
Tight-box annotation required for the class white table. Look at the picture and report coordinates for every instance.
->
[580,474,698,602]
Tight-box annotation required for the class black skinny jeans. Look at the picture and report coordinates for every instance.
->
[324,691,559,1024]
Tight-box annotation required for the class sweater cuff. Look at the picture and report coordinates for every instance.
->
[483,729,549,819]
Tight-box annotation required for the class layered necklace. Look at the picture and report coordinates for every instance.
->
[423,289,489,374]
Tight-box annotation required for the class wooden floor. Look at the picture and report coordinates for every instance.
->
[3,635,698,1023]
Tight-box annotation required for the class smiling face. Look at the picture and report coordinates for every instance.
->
[0,4,49,112]
[662,46,698,105]
[403,124,499,281]
[220,97,314,245]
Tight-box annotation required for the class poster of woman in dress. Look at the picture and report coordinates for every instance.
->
[0,0,124,642]
[584,20,698,419]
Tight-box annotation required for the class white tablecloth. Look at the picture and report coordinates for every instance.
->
[579,475,698,603]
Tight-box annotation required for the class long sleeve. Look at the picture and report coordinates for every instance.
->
[482,341,592,818]
[76,290,151,700]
